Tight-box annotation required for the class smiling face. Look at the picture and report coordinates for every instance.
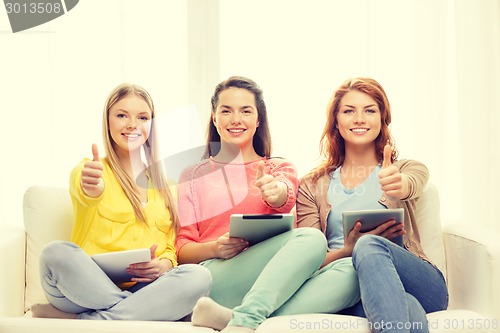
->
[336,90,381,149]
[108,93,152,157]
[212,87,259,151]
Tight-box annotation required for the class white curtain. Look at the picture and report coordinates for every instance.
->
[0,1,192,228]
[453,0,500,231]
[1,0,498,231]
[215,0,500,231]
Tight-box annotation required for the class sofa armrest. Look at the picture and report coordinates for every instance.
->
[443,223,500,318]
[0,226,26,317]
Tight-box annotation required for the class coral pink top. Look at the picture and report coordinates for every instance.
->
[176,157,298,252]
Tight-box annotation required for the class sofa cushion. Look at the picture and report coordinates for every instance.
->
[254,310,495,333]
[23,186,73,311]
[413,183,446,278]
[0,227,25,316]
[0,317,215,333]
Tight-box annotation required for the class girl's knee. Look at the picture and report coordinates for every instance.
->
[40,241,77,267]
[177,264,212,295]
[294,227,327,248]
[353,234,385,252]
[352,235,388,267]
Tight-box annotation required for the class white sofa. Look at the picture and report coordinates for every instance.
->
[0,185,499,333]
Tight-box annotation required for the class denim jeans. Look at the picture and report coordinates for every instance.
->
[39,241,212,320]
[352,235,448,333]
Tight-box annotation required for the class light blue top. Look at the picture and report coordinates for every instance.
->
[326,165,385,250]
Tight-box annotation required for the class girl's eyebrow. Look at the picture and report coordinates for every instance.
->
[219,105,255,109]
[114,109,150,115]
[341,104,377,109]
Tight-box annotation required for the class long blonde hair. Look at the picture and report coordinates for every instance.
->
[102,83,178,230]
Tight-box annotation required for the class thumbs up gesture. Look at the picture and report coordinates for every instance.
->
[255,160,287,207]
[81,144,104,198]
[378,143,410,200]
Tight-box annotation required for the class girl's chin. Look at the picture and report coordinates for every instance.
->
[114,142,145,154]
[222,137,251,145]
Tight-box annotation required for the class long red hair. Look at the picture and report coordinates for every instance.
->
[312,77,398,182]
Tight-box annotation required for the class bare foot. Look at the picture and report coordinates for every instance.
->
[191,297,232,330]
[31,303,77,319]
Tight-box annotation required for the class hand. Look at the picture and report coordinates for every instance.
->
[369,219,406,241]
[255,160,287,207]
[213,232,248,260]
[81,144,104,197]
[378,143,410,199]
[128,244,172,283]
[342,221,364,256]
[343,219,405,254]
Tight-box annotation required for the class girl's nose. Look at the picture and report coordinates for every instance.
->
[353,112,366,124]
[230,112,242,124]
[127,119,138,129]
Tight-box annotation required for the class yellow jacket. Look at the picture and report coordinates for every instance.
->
[69,158,177,267]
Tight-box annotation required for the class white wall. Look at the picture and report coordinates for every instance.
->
[218,0,370,176]
[1,0,499,232]
[216,0,499,230]
[0,1,194,227]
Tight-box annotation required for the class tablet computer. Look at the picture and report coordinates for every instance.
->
[91,248,150,283]
[342,208,404,247]
[229,213,294,245]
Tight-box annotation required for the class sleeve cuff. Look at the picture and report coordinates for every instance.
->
[159,253,178,267]
[402,176,416,200]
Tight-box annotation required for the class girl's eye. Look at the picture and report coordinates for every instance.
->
[117,113,126,118]
[366,109,377,113]
[139,116,150,121]
[343,109,353,114]
[220,109,230,114]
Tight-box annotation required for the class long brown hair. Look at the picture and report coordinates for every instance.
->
[312,77,398,181]
[204,76,272,158]
[102,83,179,230]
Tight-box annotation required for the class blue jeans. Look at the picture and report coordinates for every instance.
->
[39,241,212,320]
[351,235,448,333]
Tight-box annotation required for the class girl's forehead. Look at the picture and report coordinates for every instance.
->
[111,95,152,114]
[218,88,255,103]
[341,90,377,105]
